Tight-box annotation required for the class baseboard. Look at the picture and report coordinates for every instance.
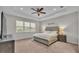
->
[67,42,78,45]
[15,37,32,41]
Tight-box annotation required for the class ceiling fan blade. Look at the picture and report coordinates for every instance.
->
[37,8,41,12]
[39,8,43,12]
[31,8,37,11]
[32,12,37,14]
[40,12,46,14]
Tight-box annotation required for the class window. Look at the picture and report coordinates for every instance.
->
[16,20,23,32]
[16,20,36,32]
[24,22,30,32]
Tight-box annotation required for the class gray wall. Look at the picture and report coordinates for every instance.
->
[41,12,78,44]
[0,10,78,45]
[4,14,40,40]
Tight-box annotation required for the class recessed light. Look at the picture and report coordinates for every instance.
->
[53,8,56,11]
[20,8,23,10]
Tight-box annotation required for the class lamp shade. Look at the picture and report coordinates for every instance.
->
[59,27,64,35]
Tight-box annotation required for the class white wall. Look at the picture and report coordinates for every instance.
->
[41,12,78,44]
[4,14,40,40]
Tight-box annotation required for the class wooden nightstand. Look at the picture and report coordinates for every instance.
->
[57,35,66,42]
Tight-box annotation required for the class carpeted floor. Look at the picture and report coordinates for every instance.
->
[15,39,78,53]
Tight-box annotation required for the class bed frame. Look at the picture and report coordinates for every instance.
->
[33,26,59,46]
[33,36,57,46]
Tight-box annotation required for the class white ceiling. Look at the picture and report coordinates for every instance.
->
[0,6,79,21]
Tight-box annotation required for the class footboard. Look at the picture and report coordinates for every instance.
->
[33,36,57,46]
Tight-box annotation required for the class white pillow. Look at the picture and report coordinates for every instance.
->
[44,31,57,34]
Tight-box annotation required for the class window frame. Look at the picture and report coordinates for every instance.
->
[16,20,24,32]
[16,20,36,33]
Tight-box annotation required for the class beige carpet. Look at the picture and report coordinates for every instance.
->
[15,39,78,53]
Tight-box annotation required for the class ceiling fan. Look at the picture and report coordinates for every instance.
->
[60,6,64,8]
[31,8,46,16]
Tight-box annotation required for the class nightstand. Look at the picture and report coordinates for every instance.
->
[57,35,66,42]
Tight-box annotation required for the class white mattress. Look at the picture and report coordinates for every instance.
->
[33,32,57,41]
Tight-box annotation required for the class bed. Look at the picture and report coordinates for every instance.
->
[33,26,59,46]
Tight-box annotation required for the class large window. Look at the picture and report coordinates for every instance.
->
[24,22,30,32]
[16,20,36,32]
[16,21,23,32]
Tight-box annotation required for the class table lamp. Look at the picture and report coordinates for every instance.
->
[59,27,64,35]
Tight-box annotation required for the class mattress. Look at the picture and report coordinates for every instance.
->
[33,32,58,45]
[33,32,57,40]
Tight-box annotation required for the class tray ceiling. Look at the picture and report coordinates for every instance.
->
[0,6,79,21]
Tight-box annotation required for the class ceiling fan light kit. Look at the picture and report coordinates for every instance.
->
[31,6,64,16]
[31,8,46,16]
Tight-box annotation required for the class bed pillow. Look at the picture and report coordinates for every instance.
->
[44,31,57,34]
[45,26,59,31]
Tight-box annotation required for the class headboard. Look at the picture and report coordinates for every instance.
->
[45,26,59,31]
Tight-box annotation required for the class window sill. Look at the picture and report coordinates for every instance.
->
[16,32,36,34]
